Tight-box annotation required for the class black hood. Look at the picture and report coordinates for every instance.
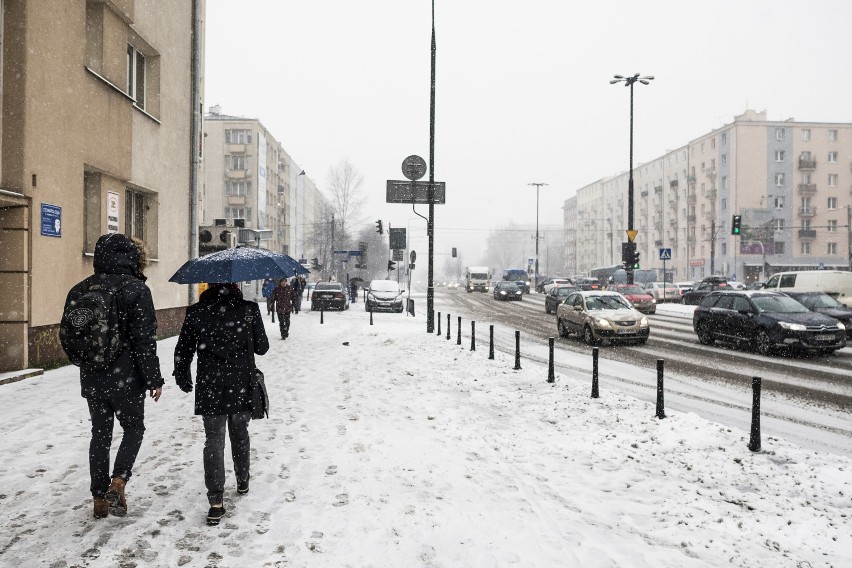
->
[93,233,145,281]
[199,283,244,308]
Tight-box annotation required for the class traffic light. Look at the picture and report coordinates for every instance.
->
[375,220,383,234]
[621,242,636,270]
[387,260,396,271]
[452,247,457,258]
[731,214,742,235]
[631,249,641,269]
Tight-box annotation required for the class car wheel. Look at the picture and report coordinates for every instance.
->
[636,338,648,346]
[545,304,551,314]
[557,318,569,338]
[696,322,714,345]
[755,330,773,356]
[583,325,598,346]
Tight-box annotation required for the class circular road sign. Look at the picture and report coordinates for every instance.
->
[401,155,427,181]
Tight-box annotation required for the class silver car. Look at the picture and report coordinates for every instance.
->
[556,290,650,345]
[643,282,681,302]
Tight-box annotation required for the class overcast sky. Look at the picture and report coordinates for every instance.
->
[204,0,852,266]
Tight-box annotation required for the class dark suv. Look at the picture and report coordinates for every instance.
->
[681,276,730,305]
[692,290,846,355]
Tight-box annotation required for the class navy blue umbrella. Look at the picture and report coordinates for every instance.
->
[169,247,309,284]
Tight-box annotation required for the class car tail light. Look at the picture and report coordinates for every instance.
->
[336,292,344,299]
[311,292,317,301]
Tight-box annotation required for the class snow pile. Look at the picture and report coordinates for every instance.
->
[0,306,848,567]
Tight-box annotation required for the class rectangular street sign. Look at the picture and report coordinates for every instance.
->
[659,248,672,260]
[386,180,446,204]
[392,249,404,261]
[388,227,406,249]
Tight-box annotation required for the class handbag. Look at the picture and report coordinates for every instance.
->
[245,305,269,419]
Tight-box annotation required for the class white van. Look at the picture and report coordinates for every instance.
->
[764,270,852,307]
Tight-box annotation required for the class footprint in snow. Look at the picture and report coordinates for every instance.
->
[333,493,349,507]
[325,465,338,476]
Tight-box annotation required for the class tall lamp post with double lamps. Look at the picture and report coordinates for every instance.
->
[528,182,548,292]
[610,73,653,284]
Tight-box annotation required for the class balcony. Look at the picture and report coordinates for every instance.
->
[798,229,817,240]
[798,158,816,170]
[704,188,717,199]
[226,169,247,179]
[228,144,247,154]
[797,183,816,195]
[686,194,697,206]
[640,190,649,197]
[687,214,696,223]
[670,179,679,189]
[654,239,663,247]
[798,207,817,217]
[654,185,663,194]
[227,195,246,206]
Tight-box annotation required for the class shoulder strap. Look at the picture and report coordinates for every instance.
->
[245,304,256,369]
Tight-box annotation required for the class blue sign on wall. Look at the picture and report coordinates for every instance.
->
[40,203,62,238]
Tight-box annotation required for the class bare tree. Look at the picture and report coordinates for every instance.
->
[483,223,525,273]
[326,159,366,249]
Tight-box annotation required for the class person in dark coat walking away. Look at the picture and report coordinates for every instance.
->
[291,276,304,314]
[270,278,296,339]
[62,233,164,519]
[173,283,269,526]
[350,280,358,303]
[261,278,275,316]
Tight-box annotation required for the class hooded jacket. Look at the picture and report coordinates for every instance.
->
[173,284,269,415]
[63,233,164,399]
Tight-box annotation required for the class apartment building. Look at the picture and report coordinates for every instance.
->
[0,0,204,372]
[202,107,329,264]
[568,110,852,283]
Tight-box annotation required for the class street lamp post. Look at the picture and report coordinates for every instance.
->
[529,182,547,292]
[610,73,653,284]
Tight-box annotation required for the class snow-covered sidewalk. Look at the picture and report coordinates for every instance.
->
[0,305,849,567]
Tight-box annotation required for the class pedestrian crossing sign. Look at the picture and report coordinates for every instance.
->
[659,248,672,260]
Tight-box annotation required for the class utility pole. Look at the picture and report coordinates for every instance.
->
[710,219,715,276]
[426,0,437,333]
[528,182,547,292]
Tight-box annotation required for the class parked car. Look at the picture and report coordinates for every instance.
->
[681,276,730,305]
[493,281,523,301]
[311,282,349,311]
[643,281,681,302]
[573,277,603,291]
[692,290,846,355]
[544,285,577,314]
[365,279,405,313]
[556,290,650,346]
[782,291,852,338]
[606,284,656,314]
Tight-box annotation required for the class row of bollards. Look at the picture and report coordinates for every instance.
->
[427,309,762,452]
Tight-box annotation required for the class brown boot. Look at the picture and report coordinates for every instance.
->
[105,477,127,517]
[93,496,109,519]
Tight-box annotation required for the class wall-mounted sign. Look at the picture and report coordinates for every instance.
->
[107,191,120,233]
[40,203,62,238]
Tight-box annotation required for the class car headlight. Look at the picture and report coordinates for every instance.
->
[500,291,507,295]
[651,298,656,304]
[639,317,649,327]
[836,322,846,330]
[367,293,376,302]
[594,318,612,328]
[778,321,807,331]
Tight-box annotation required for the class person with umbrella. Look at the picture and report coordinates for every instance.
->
[173,282,269,526]
[270,278,296,339]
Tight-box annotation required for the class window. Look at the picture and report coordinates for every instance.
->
[774,242,785,255]
[774,197,785,209]
[828,129,838,141]
[231,155,245,170]
[828,174,838,187]
[225,180,252,196]
[711,138,716,149]
[775,128,785,140]
[772,219,785,231]
[827,197,838,210]
[721,242,727,255]
[721,133,727,144]
[801,129,811,141]
[827,243,838,255]
[774,150,785,162]
[780,274,798,287]
[125,188,146,241]
[828,151,838,163]
[774,173,785,186]
[827,220,838,232]
[801,173,811,184]
[721,154,727,165]
[800,242,811,255]
[801,218,811,230]
[722,176,728,189]
[126,44,145,109]
[721,198,727,211]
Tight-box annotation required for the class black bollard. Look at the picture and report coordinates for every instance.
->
[446,314,451,340]
[655,359,665,419]
[489,325,495,360]
[513,330,521,370]
[591,347,599,398]
[547,337,555,383]
[437,312,441,336]
[748,377,762,452]
[457,316,462,345]
[369,308,373,325]
[321,308,324,324]
[470,321,476,351]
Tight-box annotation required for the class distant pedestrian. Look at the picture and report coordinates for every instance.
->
[292,276,304,314]
[173,283,269,526]
[261,278,275,316]
[350,281,358,302]
[60,234,164,520]
[270,278,296,339]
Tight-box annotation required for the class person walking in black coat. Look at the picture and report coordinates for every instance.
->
[291,276,304,314]
[173,283,269,526]
[62,233,164,519]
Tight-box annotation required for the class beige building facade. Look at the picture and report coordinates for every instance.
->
[0,0,204,372]
[568,110,852,284]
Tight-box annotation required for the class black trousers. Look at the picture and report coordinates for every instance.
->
[277,312,291,337]
[87,393,146,497]
[202,412,251,505]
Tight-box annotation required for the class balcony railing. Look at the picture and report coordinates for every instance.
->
[799,207,817,217]
[798,229,817,239]
[686,194,697,206]
[226,169,247,179]
[228,144,246,154]
[798,158,816,170]
[797,183,816,195]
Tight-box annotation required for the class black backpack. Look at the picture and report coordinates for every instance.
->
[60,276,134,369]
